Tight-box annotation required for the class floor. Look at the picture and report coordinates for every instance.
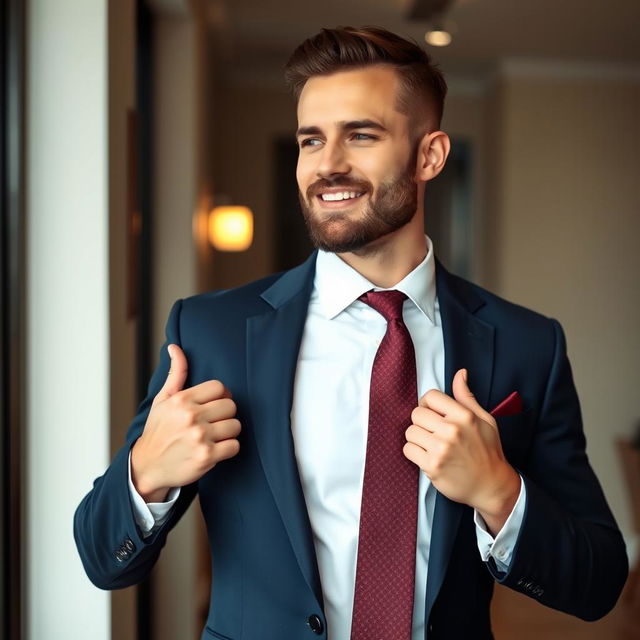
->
[490,572,640,639]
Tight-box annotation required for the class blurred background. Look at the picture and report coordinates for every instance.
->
[2,0,639,638]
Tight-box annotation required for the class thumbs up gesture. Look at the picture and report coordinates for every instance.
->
[130,344,241,503]
[403,369,520,535]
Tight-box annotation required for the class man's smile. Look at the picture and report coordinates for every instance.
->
[319,190,364,202]
[312,187,368,210]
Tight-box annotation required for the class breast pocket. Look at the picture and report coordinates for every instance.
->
[495,408,534,470]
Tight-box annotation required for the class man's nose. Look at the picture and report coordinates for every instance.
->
[316,141,350,178]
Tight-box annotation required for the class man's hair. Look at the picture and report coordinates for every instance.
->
[284,25,447,130]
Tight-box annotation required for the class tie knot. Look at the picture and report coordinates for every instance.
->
[360,290,407,322]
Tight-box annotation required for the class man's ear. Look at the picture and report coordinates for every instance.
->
[415,131,450,182]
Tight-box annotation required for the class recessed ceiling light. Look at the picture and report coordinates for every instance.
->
[425,29,452,47]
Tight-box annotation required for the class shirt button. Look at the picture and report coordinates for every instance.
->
[496,548,506,559]
[307,614,324,635]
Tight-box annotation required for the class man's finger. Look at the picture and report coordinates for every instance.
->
[155,344,188,402]
[451,368,493,422]
[188,380,233,405]
[418,388,464,420]
[411,405,445,433]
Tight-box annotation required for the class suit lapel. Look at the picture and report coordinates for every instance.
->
[246,253,324,605]
[425,261,495,621]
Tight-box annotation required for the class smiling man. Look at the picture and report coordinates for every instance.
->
[75,26,627,640]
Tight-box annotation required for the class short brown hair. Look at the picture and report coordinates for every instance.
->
[284,26,447,130]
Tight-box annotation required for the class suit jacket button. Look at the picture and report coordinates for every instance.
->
[307,614,324,635]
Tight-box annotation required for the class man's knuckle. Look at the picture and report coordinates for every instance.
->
[447,424,461,442]
[460,408,474,424]
[209,379,225,396]
[220,397,237,415]
[189,424,206,442]
[425,389,438,403]
[180,407,197,424]
[195,443,212,465]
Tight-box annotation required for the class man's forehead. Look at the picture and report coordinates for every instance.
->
[296,65,403,127]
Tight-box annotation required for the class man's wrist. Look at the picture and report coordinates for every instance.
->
[475,466,521,536]
[130,444,170,503]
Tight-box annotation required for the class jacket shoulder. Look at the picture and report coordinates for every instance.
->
[180,271,284,318]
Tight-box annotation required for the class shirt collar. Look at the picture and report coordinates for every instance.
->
[312,236,437,324]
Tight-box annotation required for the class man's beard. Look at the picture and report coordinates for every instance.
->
[298,161,418,254]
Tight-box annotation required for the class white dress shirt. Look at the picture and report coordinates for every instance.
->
[129,237,526,639]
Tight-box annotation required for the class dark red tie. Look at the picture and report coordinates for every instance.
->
[351,290,419,640]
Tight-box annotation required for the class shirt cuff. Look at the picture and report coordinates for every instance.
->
[127,451,180,538]
[474,475,526,573]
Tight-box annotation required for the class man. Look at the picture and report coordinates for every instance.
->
[75,26,627,640]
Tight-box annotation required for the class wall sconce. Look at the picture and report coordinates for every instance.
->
[208,205,254,251]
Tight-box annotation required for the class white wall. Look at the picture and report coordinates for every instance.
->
[27,1,110,639]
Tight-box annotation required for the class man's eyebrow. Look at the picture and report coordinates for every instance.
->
[296,125,322,138]
[341,119,387,132]
[295,120,387,138]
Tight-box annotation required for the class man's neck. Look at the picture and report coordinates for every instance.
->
[336,217,427,288]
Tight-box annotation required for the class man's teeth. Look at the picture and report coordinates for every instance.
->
[320,191,362,202]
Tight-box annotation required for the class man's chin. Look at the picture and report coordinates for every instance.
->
[307,219,387,254]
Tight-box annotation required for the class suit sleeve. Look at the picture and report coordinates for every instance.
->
[73,299,198,589]
[492,319,628,620]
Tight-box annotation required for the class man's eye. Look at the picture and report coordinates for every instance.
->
[299,138,321,148]
[352,133,377,141]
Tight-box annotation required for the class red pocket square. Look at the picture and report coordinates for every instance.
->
[490,391,523,417]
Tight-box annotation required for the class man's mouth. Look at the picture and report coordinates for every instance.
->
[317,190,365,202]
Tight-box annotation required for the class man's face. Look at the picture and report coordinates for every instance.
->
[295,65,418,254]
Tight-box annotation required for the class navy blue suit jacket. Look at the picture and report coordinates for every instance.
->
[74,254,627,640]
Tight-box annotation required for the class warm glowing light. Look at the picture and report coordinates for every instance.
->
[208,206,253,251]
[425,29,452,47]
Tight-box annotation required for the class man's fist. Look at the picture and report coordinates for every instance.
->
[403,368,520,535]
[130,344,241,503]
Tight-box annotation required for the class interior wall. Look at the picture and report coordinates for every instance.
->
[488,67,640,550]
[26,1,110,638]
[108,0,138,638]
[151,5,212,638]
[440,87,488,282]
[211,84,296,288]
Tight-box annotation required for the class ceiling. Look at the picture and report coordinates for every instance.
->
[206,0,640,81]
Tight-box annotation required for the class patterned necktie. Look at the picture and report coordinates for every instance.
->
[351,290,419,640]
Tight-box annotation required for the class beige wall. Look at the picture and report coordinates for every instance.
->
[488,68,640,547]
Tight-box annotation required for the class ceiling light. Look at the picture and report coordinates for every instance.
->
[425,28,452,47]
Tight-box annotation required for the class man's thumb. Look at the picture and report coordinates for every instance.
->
[156,344,188,401]
[451,368,489,419]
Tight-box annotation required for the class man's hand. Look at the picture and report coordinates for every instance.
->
[403,368,520,535]
[130,344,241,503]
